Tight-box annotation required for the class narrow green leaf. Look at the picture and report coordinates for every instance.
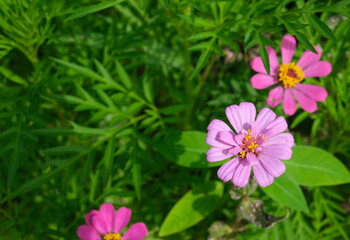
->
[262,173,309,213]
[243,30,257,52]
[94,59,126,92]
[294,32,317,54]
[188,41,212,51]
[65,0,124,21]
[311,118,322,138]
[291,112,309,129]
[142,74,154,104]
[7,130,21,190]
[131,144,142,200]
[155,130,227,168]
[307,14,336,42]
[115,60,133,89]
[187,31,215,41]
[42,93,85,105]
[257,32,270,75]
[69,121,110,135]
[159,181,224,237]
[0,66,27,85]
[159,104,188,115]
[43,146,88,156]
[103,137,116,186]
[285,146,350,186]
[190,38,214,80]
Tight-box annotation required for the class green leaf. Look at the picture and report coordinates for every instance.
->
[285,146,350,186]
[43,146,88,156]
[159,104,188,115]
[94,59,126,92]
[131,144,142,200]
[190,38,214,80]
[257,32,270,75]
[159,181,224,237]
[307,14,336,42]
[243,30,257,52]
[291,112,310,129]
[294,32,317,54]
[7,129,21,190]
[102,137,116,186]
[187,31,215,41]
[65,0,124,21]
[262,173,309,213]
[142,74,154,104]
[155,130,226,168]
[0,66,27,85]
[115,60,133,89]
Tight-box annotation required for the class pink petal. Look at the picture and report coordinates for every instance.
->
[114,207,132,233]
[232,160,251,187]
[99,204,115,233]
[246,153,259,166]
[77,225,100,240]
[281,35,296,64]
[250,46,279,75]
[303,61,332,78]
[206,130,232,149]
[91,213,108,235]
[239,102,256,130]
[295,84,327,102]
[261,145,293,160]
[85,210,99,227]
[267,86,283,107]
[291,89,317,113]
[250,121,260,137]
[225,105,244,134]
[207,147,235,162]
[262,116,288,138]
[207,119,232,132]
[251,74,277,89]
[297,46,321,69]
[258,154,286,178]
[256,108,276,131]
[282,89,296,115]
[217,131,237,146]
[123,223,148,240]
[217,157,240,182]
[265,133,294,148]
[253,163,274,187]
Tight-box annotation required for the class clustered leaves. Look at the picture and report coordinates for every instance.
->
[1,0,350,239]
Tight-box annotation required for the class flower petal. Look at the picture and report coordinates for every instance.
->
[258,154,286,178]
[207,147,235,162]
[282,89,296,115]
[295,84,327,102]
[253,163,274,187]
[256,108,276,131]
[99,203,115,233]
[91,213,108,235]
[85,210,99,227]
[267,86,283,107]
[262,116,288,138]
[250,46,279,75]
[265,133,294,148]
[207,119,232,132]
[206,130,232,148]
[217,131,238,146]
[292,89,317,113]
[232,160,251,188]
[297,46,321,69]
[281,35,296,64]
[246,153,259,166]
[261,145,293,160]
[239,102,257,130]
[303,61,332,78]
[123,223,148,240]
[225,105,244,134]
[77,225,100,240]
[114,207,132,233]
[217,157,240,182]
[251,74,277,89]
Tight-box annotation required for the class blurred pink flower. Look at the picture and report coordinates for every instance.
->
[250,35,331,115]
[77,204,148,240]
[206,102,294,187]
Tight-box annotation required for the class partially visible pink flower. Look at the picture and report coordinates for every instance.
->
[250,35,331,115]
[77,204,148,240]
[206,102,294,188]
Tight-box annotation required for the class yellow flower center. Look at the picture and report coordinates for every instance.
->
[103,233,122,240]
[278,62,304,88]
[239,129,266,158]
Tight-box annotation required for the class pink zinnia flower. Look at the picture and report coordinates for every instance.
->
[206,102,294,187]
[250,35,331,115]
[77,204,148,240]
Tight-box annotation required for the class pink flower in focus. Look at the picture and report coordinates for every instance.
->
[206,102,294,188]
[250,35,331,115]
[77,204,148,240]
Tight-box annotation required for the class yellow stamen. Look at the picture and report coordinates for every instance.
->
[104,233,122,240]
[278,62,304,88]
[262,134,266,141]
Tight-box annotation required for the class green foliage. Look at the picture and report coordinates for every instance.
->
[0,0,350,239]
